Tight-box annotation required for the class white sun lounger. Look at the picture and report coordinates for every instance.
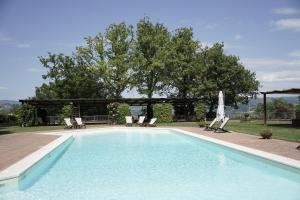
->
[204,118,217,131]
[137,116,145,126]
[215,117,230,133]
[125,116,133,126]
[64,118,73,129]
[148,118,157,127]
[75,118,86,128]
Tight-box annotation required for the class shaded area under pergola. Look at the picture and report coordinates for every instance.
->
[260,88,300,125]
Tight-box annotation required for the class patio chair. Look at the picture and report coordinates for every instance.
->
[204,118,218,131]
[137,116,146,126]
[214,117,230,133]
[147,118,157,127]
[125,116,133,127]
[64,118,73,129]
[75,118,86,129]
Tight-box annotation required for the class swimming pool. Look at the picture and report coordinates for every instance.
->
[1,128,300,200]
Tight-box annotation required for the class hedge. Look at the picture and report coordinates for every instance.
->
[195,103,206,121]
[116,103,131,124]
[17,104,36,126]
[108,103,131,124]
[153,103,173,123]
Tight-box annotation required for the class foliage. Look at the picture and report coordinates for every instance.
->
[255,98,295,119]
[240,113,251,122]
[153,103,173,123]
[0,113,17,124]
[76,22,133,98]
[17,104,36,126]
[260,129,273,139]
[36,53,106,99]
[116,103,131,124]
[61,104,73,119]
[164,28,198,98]
[198,120,206,127]
[295,105,300,119]
[107,103,119,124]
[33,17,259,116]
[195,103,206,121]
[194,43,259,113]
[131,17,170,98]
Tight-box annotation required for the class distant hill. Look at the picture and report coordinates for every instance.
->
[226,96,299,113]
[0,100,20,112]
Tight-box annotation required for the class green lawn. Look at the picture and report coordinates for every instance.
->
[158,120,300,142]
[1,120,299,142]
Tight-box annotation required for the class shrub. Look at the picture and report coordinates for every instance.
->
[240,112,251,122]
[17,104,36,126]
[296,105,300,119]
[198,120,206,127]
[107,102,119,124]
[195,103,206,121]
[153,103,173,123]
[260,129,272,139]
[116,103,131,124]
[61,104,73,119]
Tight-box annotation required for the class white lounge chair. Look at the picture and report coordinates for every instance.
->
[204,118,217,131]
[215,117,230,133]
[75,118,86,128]
[137,116,145,126]
[64,118,73,129]
[125,116,133,126]
[147,118,157,127]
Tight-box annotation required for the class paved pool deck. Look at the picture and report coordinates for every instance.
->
[0,127,299,172]
[0,133,59,171]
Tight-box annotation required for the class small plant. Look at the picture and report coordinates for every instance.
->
[240,112,251,122]
[260,129,273,139]
[107,102,119,124]
[195,103,206,121]
[198,120,206,128]
[295,105,300,119]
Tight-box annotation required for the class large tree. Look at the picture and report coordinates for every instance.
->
[194,43,259,115]
[36,53,105,99]
[164,27,198,98]
[76,22,133,98]
[132,17,170,98]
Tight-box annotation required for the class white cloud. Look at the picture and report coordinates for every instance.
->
[16,43,31,48]
[289,50,300,57]
[272,18,300,31]
[0,86,8,90]
[257,71,300,82]
[242,58,300,71]
[272,8,300,15]
[195,21,218,30]
[27,68,45,73]
[0,32,12,42]
[234,34,242,40]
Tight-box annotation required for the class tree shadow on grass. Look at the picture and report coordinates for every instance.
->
[0,125,13,135]
[267,123,300,130]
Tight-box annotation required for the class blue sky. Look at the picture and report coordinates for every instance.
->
[0,0,300,100]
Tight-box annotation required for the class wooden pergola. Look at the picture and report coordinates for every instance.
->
[19,98,202,123]
[260,88,300,125]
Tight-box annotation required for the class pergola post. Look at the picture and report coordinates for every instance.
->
[263,93,267,126]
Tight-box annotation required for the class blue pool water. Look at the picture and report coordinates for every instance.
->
[1,129,300,200]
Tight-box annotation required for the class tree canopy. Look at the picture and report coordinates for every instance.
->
[34,17,259,111]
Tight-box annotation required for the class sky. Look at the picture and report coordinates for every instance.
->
[0,0,300,100]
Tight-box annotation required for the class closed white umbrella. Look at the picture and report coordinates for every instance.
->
[216,91,225,122]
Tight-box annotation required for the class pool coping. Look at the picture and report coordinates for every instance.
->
[0,127,300,189]
[0,134,73,188]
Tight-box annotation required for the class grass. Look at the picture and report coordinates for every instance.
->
[158,120,300,142]
[0,125,65,135]
[1,120,299,142]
